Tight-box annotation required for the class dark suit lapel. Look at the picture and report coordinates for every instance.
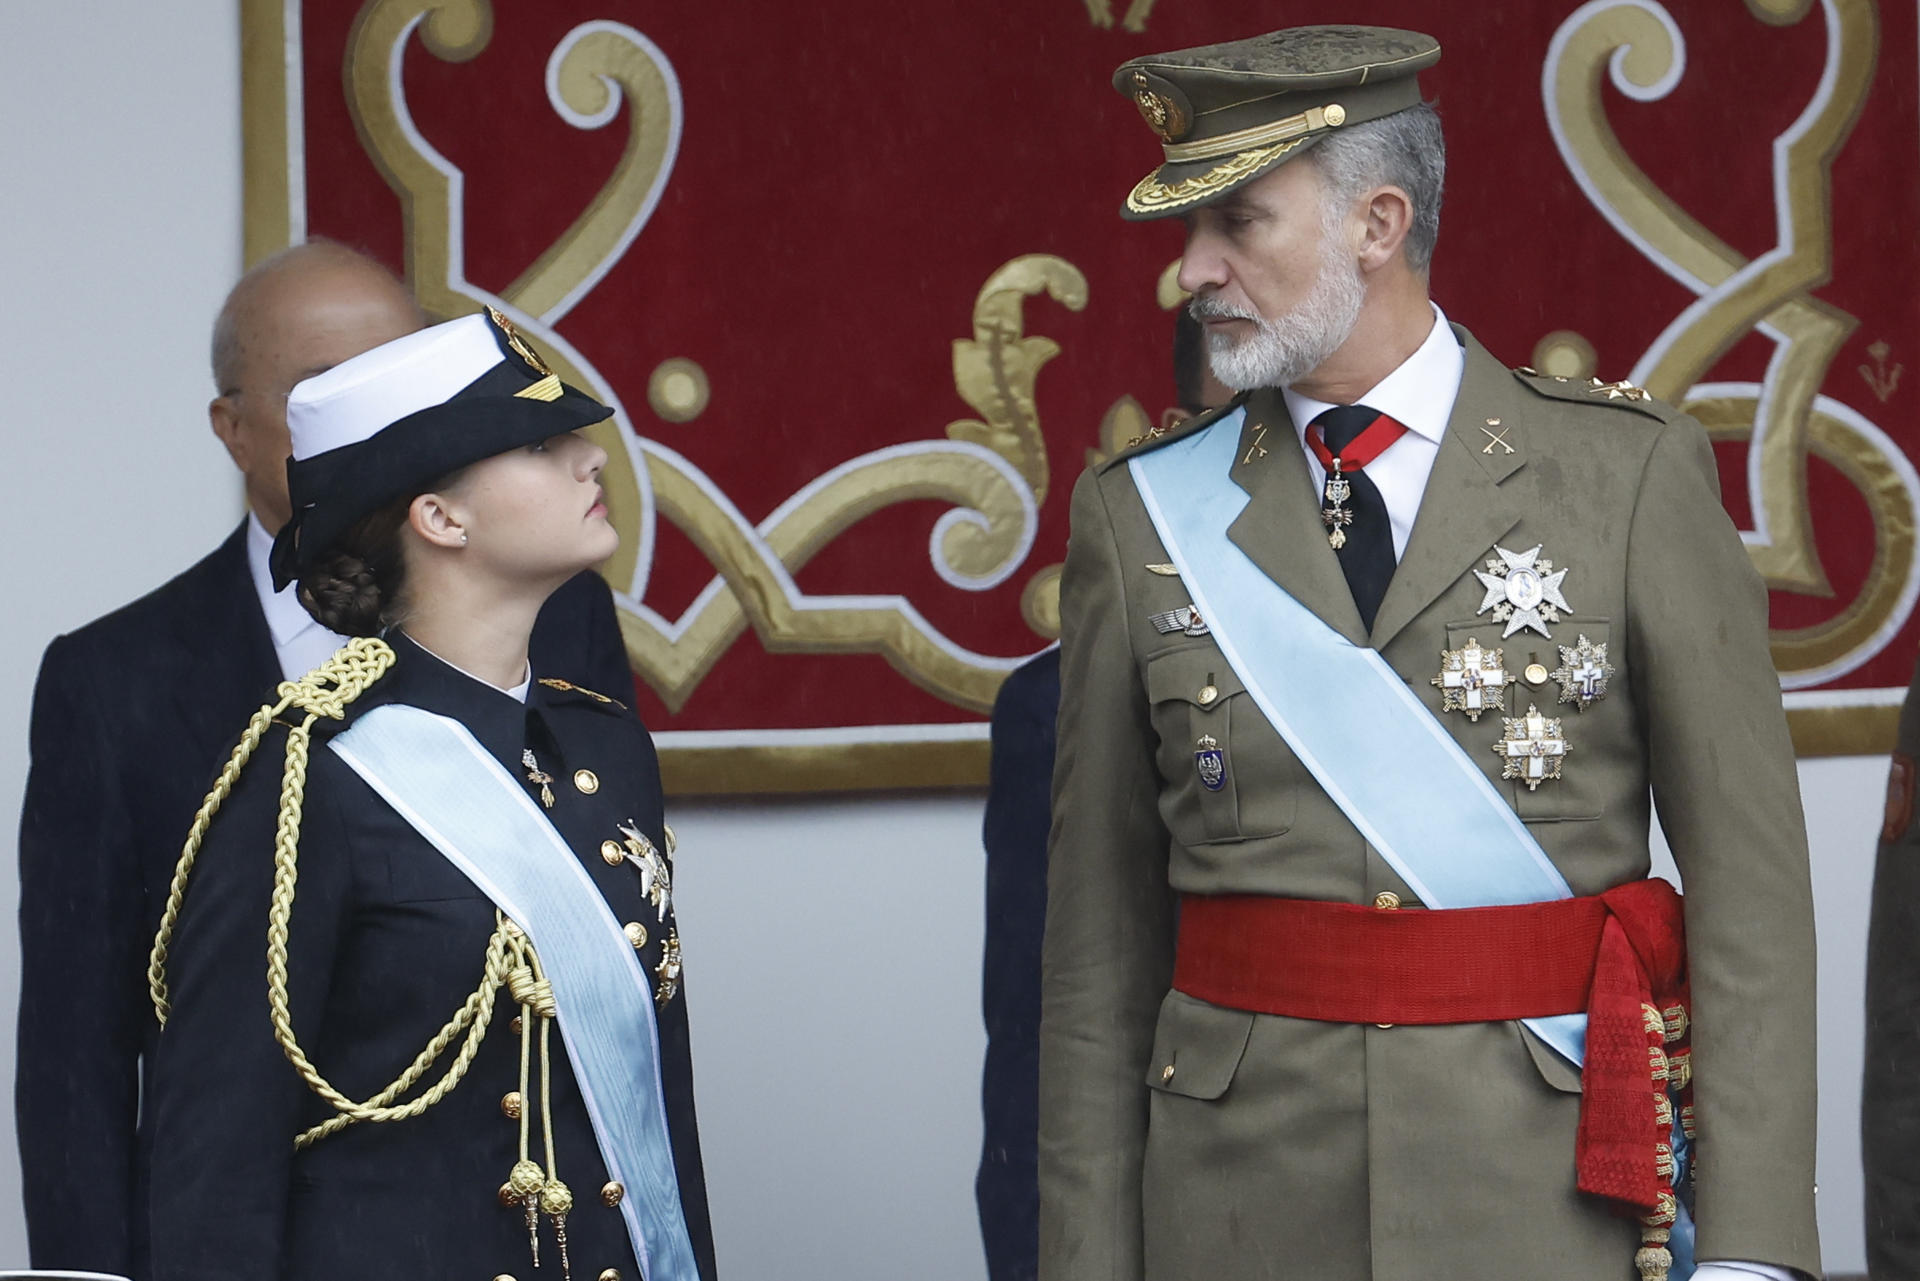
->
[1223,387,1371,645]
[166,524,285,762]
[1368,331,1527,652]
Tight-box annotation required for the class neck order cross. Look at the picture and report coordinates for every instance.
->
[1306,410,1407,549]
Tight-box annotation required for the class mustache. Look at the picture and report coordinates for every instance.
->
[1187,293,1263,324]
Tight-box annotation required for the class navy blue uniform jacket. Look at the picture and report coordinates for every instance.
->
[144,630,714,1280]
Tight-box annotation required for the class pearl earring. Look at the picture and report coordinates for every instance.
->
[460,532,469,545]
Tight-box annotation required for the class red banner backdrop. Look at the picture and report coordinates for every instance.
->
[240,0,1917,792]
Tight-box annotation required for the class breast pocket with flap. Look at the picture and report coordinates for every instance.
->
[1144,644,1296,844]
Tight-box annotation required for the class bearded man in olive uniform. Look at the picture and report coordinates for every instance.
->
[1038,25,1821,1281]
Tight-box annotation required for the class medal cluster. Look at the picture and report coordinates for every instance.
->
[1433,542,1614,791]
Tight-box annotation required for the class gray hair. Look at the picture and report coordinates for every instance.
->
[1308,101,1445,272]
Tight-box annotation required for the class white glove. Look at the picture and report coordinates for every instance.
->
[1690,1263,1798,1281]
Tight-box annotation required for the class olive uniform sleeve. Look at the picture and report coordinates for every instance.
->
[1038,472,1174,1281]
[1624,414,1820,1275]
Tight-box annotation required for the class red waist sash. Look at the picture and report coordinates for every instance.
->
[1172,877,1692,1215]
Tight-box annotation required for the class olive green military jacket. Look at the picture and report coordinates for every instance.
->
[1038,327,1820,1281]
[1865,662,1920,1277]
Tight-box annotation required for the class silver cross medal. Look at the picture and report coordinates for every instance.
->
[1552,634,1615,711]
[616,820,673,922]
[1494,705,1570,790]
[1431,637,1508,722]
[1474,544,1572,639]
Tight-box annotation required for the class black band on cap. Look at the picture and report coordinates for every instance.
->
[269,360,612,588]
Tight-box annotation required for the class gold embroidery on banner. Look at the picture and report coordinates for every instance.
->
[1530,330,1598,381]
[1693,400,1918,678]
[948,254,1088,505]
[344,6,1056,724]
[502,26,680,324]
[1155,258,1187,310]
[1085,0,1161,34]
[1861,340,1902,403]
[1546,0,1906,728]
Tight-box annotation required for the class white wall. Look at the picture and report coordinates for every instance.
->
[0,0,247,1264]
[0,4,1885,1277]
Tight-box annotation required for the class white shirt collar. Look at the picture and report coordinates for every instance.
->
[1282,303,1460,446]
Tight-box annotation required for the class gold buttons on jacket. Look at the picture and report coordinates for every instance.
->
[601,840,625,866]
[598,1270,622,1281]
[601,1180,625,1207]
[501,1091,524,1120]
[624,921,649,950]
[1370,896,1399,1027]
[1525,662,1550,685]
[498,1183,520,1207]
[575,769,600,795]
[1161,1063,1176,1083]
[495,1275,518,1280]
[510,1015,524,1035]
[1197,684,1219,706]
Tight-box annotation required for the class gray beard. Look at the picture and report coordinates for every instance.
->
[1190,241,1366,392]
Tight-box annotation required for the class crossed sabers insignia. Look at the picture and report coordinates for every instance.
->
[1480,423,1515,455]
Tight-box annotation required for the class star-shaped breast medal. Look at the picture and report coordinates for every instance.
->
[1473,543,1572,640]
[1552,634,1614,710]
[1494,705,1570,791]
[1431,637,1509,722]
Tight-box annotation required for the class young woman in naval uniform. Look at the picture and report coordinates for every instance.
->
[144,310,715,1281]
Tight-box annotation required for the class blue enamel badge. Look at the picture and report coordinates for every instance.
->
[1195,734,1226,791]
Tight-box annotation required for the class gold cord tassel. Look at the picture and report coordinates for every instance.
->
[499,924,572,1278]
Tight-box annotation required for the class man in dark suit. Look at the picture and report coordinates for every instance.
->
[15,242,635,1277]
[975,311,1229,1281]
[1865,657,1920,1278]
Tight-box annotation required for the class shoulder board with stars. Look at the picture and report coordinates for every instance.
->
[1508,368,1678,423]
[1093,394,1250,474]
[537,677,629,711]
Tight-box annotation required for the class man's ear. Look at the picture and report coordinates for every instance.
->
[1357,185,1415,272]
[409,492,468,549]
[209,396,250,468]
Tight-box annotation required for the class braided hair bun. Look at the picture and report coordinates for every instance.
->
[294,497,411,637]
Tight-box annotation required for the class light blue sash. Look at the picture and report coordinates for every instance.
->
[1128,408,1586,1064]
[330,705,697,1281]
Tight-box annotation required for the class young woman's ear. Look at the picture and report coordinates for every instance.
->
[409,492,468,549]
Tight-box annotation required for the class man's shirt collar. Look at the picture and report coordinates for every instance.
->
[1282,303,1461,445]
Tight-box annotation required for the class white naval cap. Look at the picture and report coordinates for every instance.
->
[287,313,509,460]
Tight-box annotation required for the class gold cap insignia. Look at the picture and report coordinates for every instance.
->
[1131,69,1191,143]
[485,305,555,377]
